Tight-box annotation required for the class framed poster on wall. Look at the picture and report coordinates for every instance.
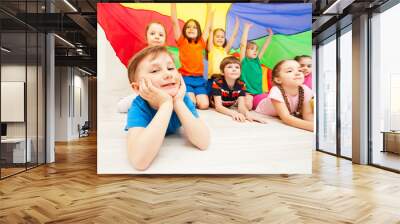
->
[1,81,25,122]
[97,2,314,174]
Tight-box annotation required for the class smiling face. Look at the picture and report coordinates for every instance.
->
[273,60,304,88]
[134,52,180,97]
[222,63,241,81]
[246,42,258,59]
[298,57,312,76]
[184,20,199,40]
[146,23,166,47]
[213,29,226,47]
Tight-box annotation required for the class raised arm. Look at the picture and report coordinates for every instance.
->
[272,100,313,132]
[225,16,240,53]
[127,102,173,171]
[202,4,213,42]
[240,23,252,62]
[170,3,181,41]
[207,13,214,51]
[258,28,273,60]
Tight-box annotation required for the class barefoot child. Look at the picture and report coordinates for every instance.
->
[171,3,213,109]
[255,60,314,132]
[211,56,267,123]
[125,46,210,171]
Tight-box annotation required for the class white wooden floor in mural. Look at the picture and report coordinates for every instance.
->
[97,26,313,174]
[98,109,313,174]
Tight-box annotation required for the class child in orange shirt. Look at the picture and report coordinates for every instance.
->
[171,3,213,109]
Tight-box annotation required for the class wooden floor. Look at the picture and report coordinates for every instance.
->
[1,163,44,178]
[373,150,400,171]
[1,167,26,178]
[1,135,400,223]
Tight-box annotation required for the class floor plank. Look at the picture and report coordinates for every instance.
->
[1,135,400,223]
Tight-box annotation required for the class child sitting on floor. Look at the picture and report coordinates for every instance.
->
[255,59,314,131]
[171,3,213,109]
[206,16,240,93]
[125,46,210,171]
[210,56,267,123]
[240,23,273,110]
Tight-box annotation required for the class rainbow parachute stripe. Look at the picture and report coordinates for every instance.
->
[98,3,312,92]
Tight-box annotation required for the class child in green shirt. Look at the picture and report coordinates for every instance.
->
[239,23,273,110]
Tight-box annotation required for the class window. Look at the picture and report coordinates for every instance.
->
[0,1,46,179]
[370,3,400,171]
[339,27,352,158]
[317,35,337,155]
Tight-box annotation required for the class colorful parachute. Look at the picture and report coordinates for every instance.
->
[97,3,311,92]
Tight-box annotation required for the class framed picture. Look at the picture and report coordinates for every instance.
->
[97,3,313,174]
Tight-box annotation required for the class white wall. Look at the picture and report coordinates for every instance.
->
[54,66,89,141]
[55,66,70,141]
[72,73,89,138]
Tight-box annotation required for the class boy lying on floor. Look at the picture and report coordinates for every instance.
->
[125,46,210,171]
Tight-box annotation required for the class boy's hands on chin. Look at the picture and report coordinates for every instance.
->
[173,76,186,104]
[139,78,172,109]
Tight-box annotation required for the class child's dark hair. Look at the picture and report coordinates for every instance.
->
[219,56,241,74]
[127,46,173,83]
[145,22,167,41]
[182,19,202,43]
[294,55,311,62]
[272,59,304,118]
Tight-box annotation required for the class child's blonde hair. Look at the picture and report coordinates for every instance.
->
[127,46,173,83]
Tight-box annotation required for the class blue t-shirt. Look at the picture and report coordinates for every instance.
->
[125,94,199,135]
